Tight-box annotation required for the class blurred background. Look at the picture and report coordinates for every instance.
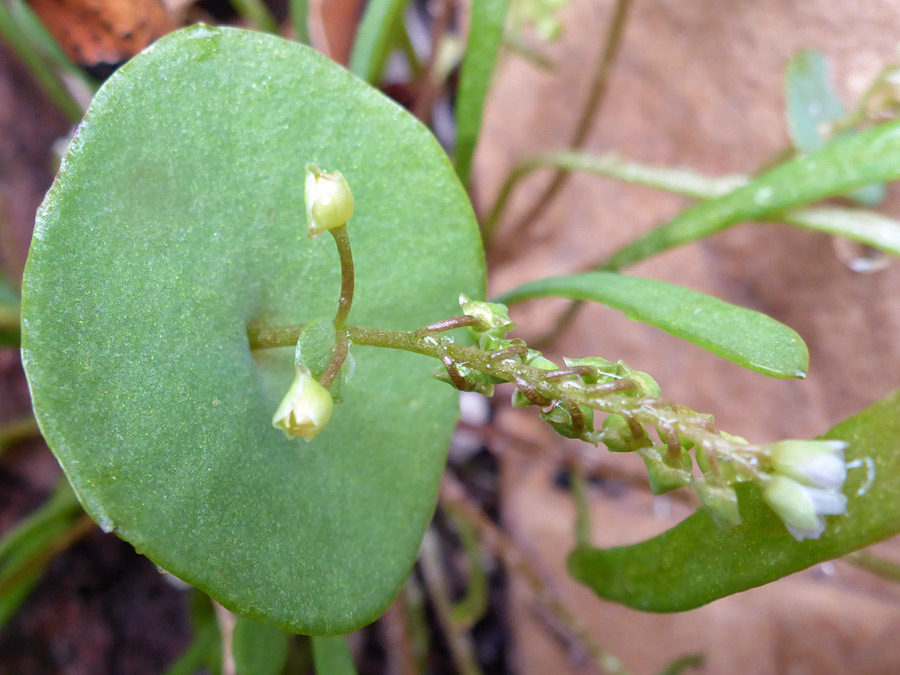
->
[3,1,900,673]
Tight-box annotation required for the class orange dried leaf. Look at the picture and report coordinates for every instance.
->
[29,0,174,66]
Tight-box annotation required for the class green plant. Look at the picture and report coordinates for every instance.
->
[5,2,900,673]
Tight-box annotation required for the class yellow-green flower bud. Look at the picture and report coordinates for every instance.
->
[694,476,741,529]
[599,414,633,452]
[638,446,693,495]
[272,365,334,440]
[305,164,354,238]
[459,293,515,348]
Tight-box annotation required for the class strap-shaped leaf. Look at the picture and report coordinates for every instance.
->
[785,49,845,154]
[569,387,900,611]
[785,49,885,207]
[349,0,409,84]
[312,636,358,675]
[0,279,19,347]
[233,617,290,675]
[604,119,900,271]
[454,0,509,186]
[496,272,808,379]
[22,26,485,634]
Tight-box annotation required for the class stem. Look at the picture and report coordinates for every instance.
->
[330,225,355,330]
[570,465,593,548]
[319,225,355,389]
[483,151,745,241]
[443,507,489,630]
[418,528,484,675]
[495,0,631,245]
[249,321,763,472]
[380,593,420,675]
[412,0,455,122]
[423,315,481,333]
[440,475,629,675]
[213,602,238,675]
[319,329,349,389]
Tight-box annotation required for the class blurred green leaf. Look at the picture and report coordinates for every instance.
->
[0,481,81,628]
[569,387,900,611]
[497,271,808,378]
[163,592,222,675]
[22,26,484,635]
[233,617,290,675]
[230,0,279,33]
[454,0,509,186]
[603,119,900,271]
[785,49,885,207]
[784,206,900,256]
[350,0,409,83]
[290,0,310,44]
[785,49,845,153]
[312,635,357,675]
[0,1,83,121]
[0,278,19,347]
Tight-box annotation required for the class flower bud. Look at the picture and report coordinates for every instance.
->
[459,294,515,349]
[599,414,633,452]
[762,474,847,541]
[694,477,742,529]
[305,164,354,238]
[272,365,334,440]
[638,446,693,495]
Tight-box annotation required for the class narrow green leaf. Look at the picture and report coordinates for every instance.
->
[0,278,19,347]
[785,49,885,207]
[785,206,900,256]
[290,0,310,45]
[453,0,510,186]
[230,0,279,34]
[312,635,357,675]
[8,0,98,92]
[568,387,900,612]
[656,654,705,675]
[496,271,808,379]
[0,481,81,628]
[603,119,900,271]
[0,2,83,121]
[785,49,845,154]
[162,623,220,675]
[487,150,900,259]
[233,617,291,675]
[23,26,485,635]
[349,0,409,84]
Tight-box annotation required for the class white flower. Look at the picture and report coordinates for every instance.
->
[761,440,849,541]
[769,439,847,490]
[305,164,354,238]
[762,475,847,541]
[272,365,334,440]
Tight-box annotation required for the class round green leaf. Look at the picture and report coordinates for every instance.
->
[22,25,484,634]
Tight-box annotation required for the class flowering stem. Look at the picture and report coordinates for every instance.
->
[330,225,355,330]
[319,225,354,389]
[248,321,764,472]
